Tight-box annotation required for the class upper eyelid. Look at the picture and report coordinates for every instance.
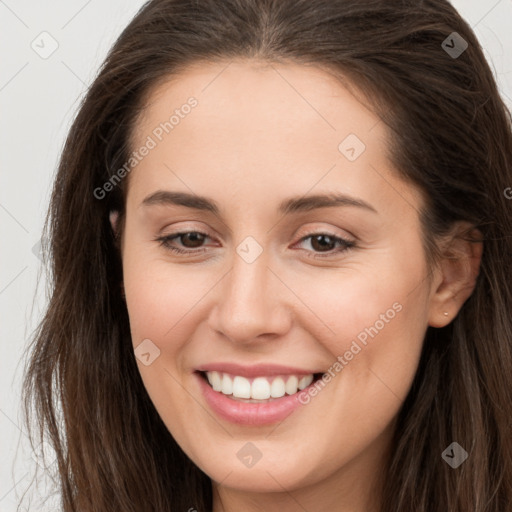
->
[158,229,354,248]
[157,229,353,242]
[157,220,356,240]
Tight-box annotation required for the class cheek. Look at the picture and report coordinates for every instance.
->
[123,254,214,343]
[297,249,429,357]
[303,273,427,413]
[296,243,430,421]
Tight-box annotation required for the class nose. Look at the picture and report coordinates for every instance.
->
[207,246,292,345]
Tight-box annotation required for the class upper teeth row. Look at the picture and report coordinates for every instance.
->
[205,371,314,400]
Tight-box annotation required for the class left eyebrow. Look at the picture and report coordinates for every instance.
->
[139,190,378,215]
[278,193,378,215]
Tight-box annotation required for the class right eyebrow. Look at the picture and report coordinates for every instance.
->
[140,190,220,214]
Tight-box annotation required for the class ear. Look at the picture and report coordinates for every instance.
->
[427,223,483,328]
[109,210,125,299]
[109,210,119,239]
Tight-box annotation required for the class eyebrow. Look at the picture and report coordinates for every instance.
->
[140,190,378,215]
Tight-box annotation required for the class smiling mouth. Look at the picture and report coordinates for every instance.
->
[197,370,324,402]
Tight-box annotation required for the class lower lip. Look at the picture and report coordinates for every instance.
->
[195,372,315,426]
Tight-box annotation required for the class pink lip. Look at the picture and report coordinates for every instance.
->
[195,362,319,378]
[194,372,317,425]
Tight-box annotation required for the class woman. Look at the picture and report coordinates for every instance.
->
[22,0,512,510]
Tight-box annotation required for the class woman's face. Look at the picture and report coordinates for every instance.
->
[118,60,445,507]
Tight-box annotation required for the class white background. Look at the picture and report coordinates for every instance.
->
[1,1,511,510]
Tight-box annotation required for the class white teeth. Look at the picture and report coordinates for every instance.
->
[233,376,251,398]
[209,371,222,392]
[285,375,299,395]
[205,372,315,400]
[251,377,271,400]
[221,373,233,395]
[270,377,286,398]
[298,374,314,390]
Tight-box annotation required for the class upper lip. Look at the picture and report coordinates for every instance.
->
[195,362,322,378]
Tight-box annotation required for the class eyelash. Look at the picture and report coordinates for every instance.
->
[153,230,355,259]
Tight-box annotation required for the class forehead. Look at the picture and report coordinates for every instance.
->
[126,58,423,220]
[132,58,381,148]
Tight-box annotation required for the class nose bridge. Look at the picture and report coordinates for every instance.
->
[230,246,269,303]
[210,239,290,342]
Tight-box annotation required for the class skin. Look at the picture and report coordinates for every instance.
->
[112,59,482,511]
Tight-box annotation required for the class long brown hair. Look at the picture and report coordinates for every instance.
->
[21,0,512,510]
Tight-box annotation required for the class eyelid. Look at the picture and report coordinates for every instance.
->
[155,222,353,245]
[154,225,356,260]
[158,221,354,240]
[293,222,355,240]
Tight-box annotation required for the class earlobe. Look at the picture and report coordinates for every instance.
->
[427,224,483,328]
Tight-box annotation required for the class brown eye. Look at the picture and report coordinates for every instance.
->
[309,234,337,252]
[294,232,355,259]
[178,232,207,248]
[154,230,212,255]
